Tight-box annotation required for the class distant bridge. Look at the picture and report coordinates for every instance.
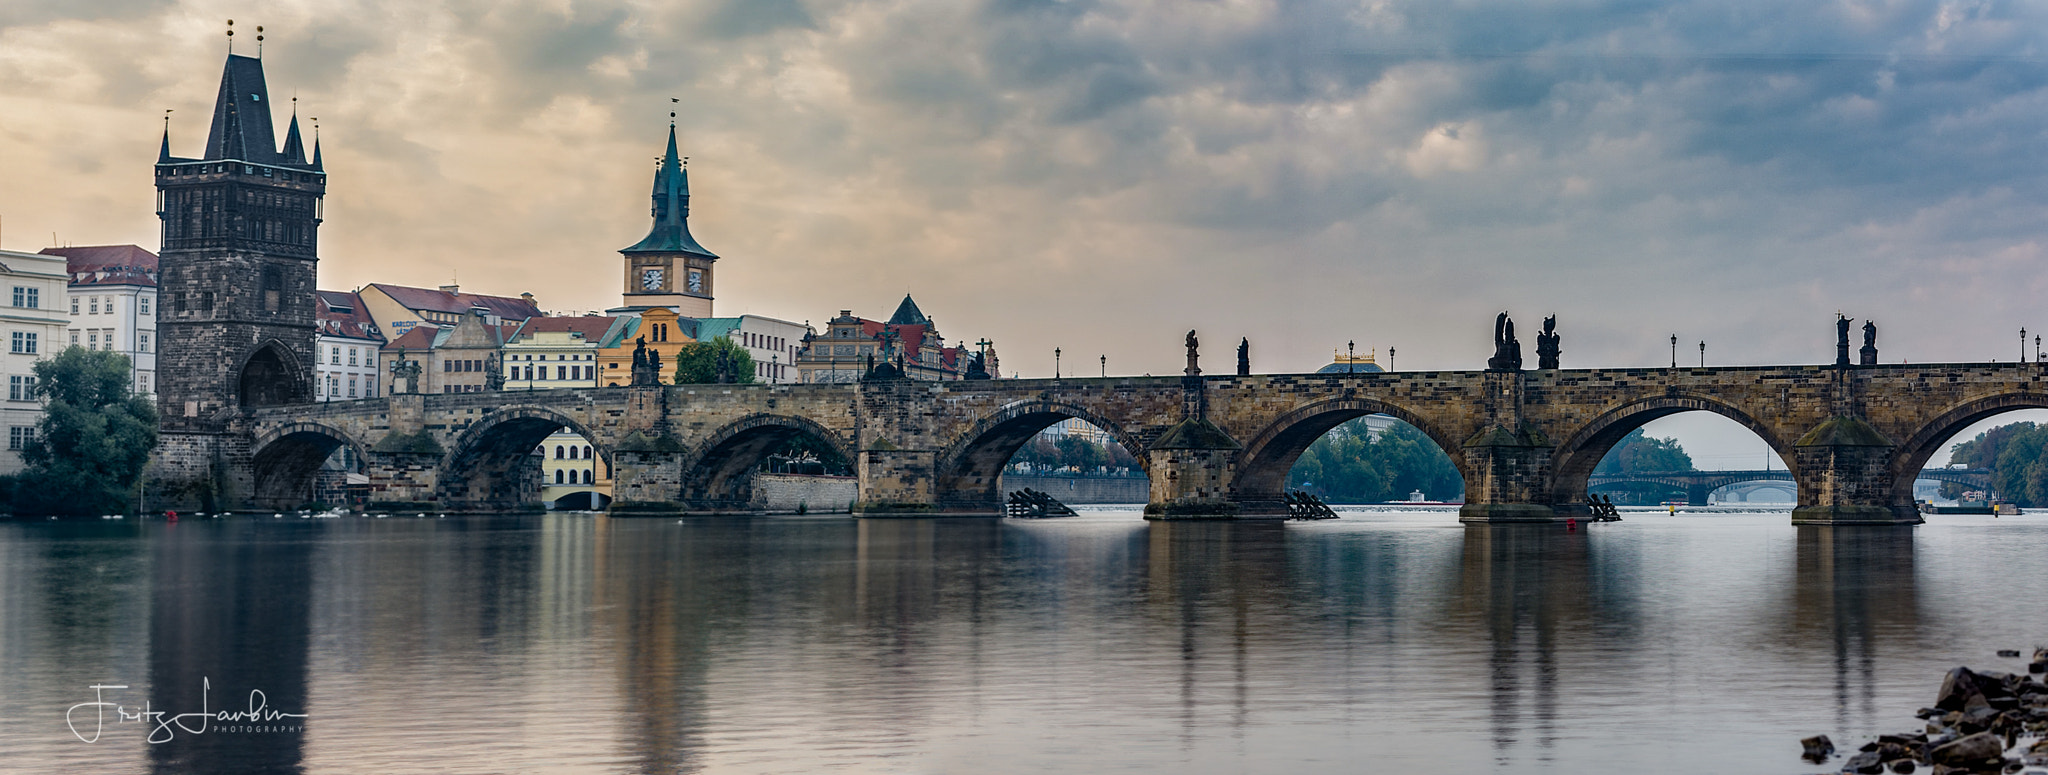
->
[1588,468,1993,505]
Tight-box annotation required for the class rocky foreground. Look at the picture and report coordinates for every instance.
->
[1801,650,2048,774]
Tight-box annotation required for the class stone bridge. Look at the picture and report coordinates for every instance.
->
[1587,468,1993,506]
[151,361,2048,525]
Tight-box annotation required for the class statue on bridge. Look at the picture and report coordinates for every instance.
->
[484,352,505,391]
[1836,314,1852,368]
[630,337,660,386]
[965,350,991,380]
[1536,315,1561,370]
[1860,319,1879,367]
[1237,337,1250,377]
[390,359,421,394]
[1486,312,1522,372]
[1184,330,1201,377]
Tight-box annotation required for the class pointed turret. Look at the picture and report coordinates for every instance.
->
[621,125,717,257]
[281,107,306,165]
[887,295,928,326]
[159,124,173,163]
[311,135,323,170]
[203,54,281,163]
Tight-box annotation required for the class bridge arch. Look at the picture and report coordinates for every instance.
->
[933,400,1148,512]
[679,414,855,510]
[239,339,305,408]
[249,422,369,510]
[1549,395,1795,505]
[438,405,610,511]
[1232,397,1467,511]
[1887,392,2048,505]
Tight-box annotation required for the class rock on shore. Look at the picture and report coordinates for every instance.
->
[1804,661,2048,775]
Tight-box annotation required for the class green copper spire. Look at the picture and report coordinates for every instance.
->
[622,124,717,257]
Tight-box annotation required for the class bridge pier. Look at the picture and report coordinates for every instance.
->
[1458,423,1561,523]
[854,449,939,516]
[1144,417,1244,520]
[1789,417,1921,526]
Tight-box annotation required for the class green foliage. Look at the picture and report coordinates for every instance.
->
[1943,422,2048,505]
[1592,427,1696,474]
[1586,427,1696,504]
[672,337,757,384]
[1287,418,1463,503]
[759,434,851,475]
[10,347,158,517]
[1007,429,1139,474]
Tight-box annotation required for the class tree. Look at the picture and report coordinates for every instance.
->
[672,337,756,384]
[1592,427,1695,474]
[7,347,158,516]
[1943,422,2048,505]
[1287,418,1464,503]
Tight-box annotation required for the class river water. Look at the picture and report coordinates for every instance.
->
[2,507,2043,774]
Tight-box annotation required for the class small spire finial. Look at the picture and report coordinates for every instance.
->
[225,19,233,54]
[256,25,264,57]
[670,97,678,126]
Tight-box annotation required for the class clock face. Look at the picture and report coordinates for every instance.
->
[687,269,704,293]
[641,268,664,291]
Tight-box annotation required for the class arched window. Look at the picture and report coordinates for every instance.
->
[261,265,283,313]
[554,469,564,484]
[554,445,564,459]
[582,445,591,459]
[582,469,594,484]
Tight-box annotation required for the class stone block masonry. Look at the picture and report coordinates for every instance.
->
[160,361,2048,524]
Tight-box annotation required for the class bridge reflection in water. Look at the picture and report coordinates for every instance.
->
[5,512,2001,773]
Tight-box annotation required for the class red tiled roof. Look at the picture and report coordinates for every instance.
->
[511,316,616,342]
[316,290,384,343]
[381,326,439,351]
[42,245,159,288]
[366,283,542,321]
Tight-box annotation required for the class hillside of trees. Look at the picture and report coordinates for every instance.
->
[1590,427,1696,505]
[1286,419,1464,503]
[1941,422,2048,505]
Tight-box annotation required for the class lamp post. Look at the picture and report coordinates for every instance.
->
[1347,340,1355,374]
[1100,355,1106,378]
[1670,335,1677,368]
[1054,348,1061,379]
[1699,340,1705,368]
[2023,328,2028,364]
[1388,347,1396,372]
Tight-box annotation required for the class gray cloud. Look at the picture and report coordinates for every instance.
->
[6,0,2048,386]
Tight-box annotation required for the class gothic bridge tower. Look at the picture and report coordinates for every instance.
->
[155,52,324,432]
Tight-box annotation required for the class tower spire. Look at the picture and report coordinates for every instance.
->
[203,51,281,162]
[159,109,173,163]
[620,121,715,257]
[281,98,306,165]
[310,118,322,170]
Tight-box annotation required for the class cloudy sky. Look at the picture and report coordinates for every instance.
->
[5,0,2047,462]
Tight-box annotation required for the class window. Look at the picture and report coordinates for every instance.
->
[70,298,78,315]
[554,469,565,484]
[348,348,358,366]
[11,332,36,354]
[139,296,150,315]
[582,445,592,459]
[139,373,149,393]
[331,346,341,365]
[8,375,34,401]
[348,376,357,399]
[89,297,99,315]
[557,365,567,381]
[583,469,594,484]
[69,331,78,346]
[7,426,32,450]
[138,333,150,353]
[555,445,564,459]
[12,287,37,308]
[88,331,98,349]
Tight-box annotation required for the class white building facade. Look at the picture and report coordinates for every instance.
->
[45,246,157,398]
[0,249,76,474]
[314,291,384,402]
[698,315,811,384]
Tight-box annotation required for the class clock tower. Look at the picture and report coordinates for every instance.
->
[616,124,717,318]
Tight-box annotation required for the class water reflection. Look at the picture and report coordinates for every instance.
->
[1782,526,1920,728]
[148,520,312,775]
[1448,525,1643,758]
